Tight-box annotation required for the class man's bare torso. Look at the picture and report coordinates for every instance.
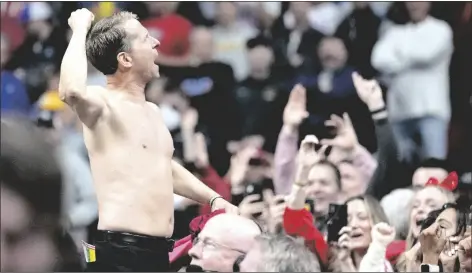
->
[81,88,175,237]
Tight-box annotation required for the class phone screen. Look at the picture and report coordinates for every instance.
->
[326,204,348,243]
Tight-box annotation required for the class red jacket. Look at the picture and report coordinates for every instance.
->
[283,207,328,265]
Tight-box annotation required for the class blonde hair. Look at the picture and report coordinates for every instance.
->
[395,186,456,272]
[405,186,456,249]
[347,194,390,225]
[328,195,389,271]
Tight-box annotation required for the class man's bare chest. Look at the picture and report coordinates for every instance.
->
[87,102,174,156]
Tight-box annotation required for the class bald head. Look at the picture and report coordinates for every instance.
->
[188,214,262,272]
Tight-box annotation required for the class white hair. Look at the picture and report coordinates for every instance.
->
[380,188,415,239]
[255,234,320,272]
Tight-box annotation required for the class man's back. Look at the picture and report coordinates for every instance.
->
[82,87,175,237]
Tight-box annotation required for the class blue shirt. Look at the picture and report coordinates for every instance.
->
[1,71,30,114]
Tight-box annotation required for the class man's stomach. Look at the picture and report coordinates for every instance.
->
[93,174,175,237]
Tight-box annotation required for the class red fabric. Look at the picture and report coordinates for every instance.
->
[169,209,226,264]
[386,240,407,264]
[1,16,25,51]
[198,166,232,215]
[283,207,328,265]
[141,14,192,57]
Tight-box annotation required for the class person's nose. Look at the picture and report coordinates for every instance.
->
[349,217,360,228]
[152,38,160,49]
[188,242,203,260]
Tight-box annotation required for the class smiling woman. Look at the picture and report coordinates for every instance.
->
[329,195,392,272]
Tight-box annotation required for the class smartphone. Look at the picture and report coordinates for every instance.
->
[326,204,348,243]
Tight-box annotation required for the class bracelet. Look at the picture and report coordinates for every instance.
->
[209,196,223,208]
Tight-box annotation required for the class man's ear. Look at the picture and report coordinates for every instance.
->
[117,52,132,69]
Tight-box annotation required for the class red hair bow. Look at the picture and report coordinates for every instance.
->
[425,171,458,191]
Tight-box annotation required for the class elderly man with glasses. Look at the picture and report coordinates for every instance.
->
[187,213,262,272]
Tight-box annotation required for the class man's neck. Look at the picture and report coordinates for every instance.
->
[106,74,147,101]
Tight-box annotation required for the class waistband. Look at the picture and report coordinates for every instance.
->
[95,230,175,252]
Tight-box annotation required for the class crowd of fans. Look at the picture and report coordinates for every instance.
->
[1,1,471,272]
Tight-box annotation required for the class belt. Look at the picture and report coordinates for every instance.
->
[95,230,175,252]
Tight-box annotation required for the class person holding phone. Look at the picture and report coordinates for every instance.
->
[330,195,394,272]
[283,135,330,268]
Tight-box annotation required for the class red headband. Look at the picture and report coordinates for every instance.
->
[425,171,458,191]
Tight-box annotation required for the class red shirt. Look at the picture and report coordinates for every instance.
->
[141,14,192,57]
[283,207,329,265]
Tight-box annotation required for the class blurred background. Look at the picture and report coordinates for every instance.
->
[1,1,471,271]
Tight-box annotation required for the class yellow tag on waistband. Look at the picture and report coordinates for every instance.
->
[81,240,96,263]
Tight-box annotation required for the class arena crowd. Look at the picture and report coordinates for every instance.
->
[1,1,471,272]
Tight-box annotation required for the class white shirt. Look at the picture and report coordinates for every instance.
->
[371,16,453,122]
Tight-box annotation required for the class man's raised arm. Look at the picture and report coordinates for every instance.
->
[59,9,104,128]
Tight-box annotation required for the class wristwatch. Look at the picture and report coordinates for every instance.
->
[420,263,440,272]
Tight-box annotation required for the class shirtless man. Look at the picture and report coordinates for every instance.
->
[59,9,237,272]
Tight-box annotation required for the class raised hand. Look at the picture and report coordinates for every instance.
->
[228,147,259,190]
[419,222,447,264]
[371,222,396,247]
[263,189,287,233]
[321,113,359,155]
[294,135,325,186]
[283,84,309,130]
[352,72,385,111]
[181,108,199,131]
[194,132,209,168]
[68,8,95,33]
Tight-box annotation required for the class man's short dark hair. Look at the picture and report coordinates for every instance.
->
[86,11,138,75]
[314,160,342,189]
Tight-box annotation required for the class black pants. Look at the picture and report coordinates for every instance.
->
[86,230,174,272]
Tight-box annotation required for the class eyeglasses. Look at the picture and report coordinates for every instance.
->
[192,237,246,255]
